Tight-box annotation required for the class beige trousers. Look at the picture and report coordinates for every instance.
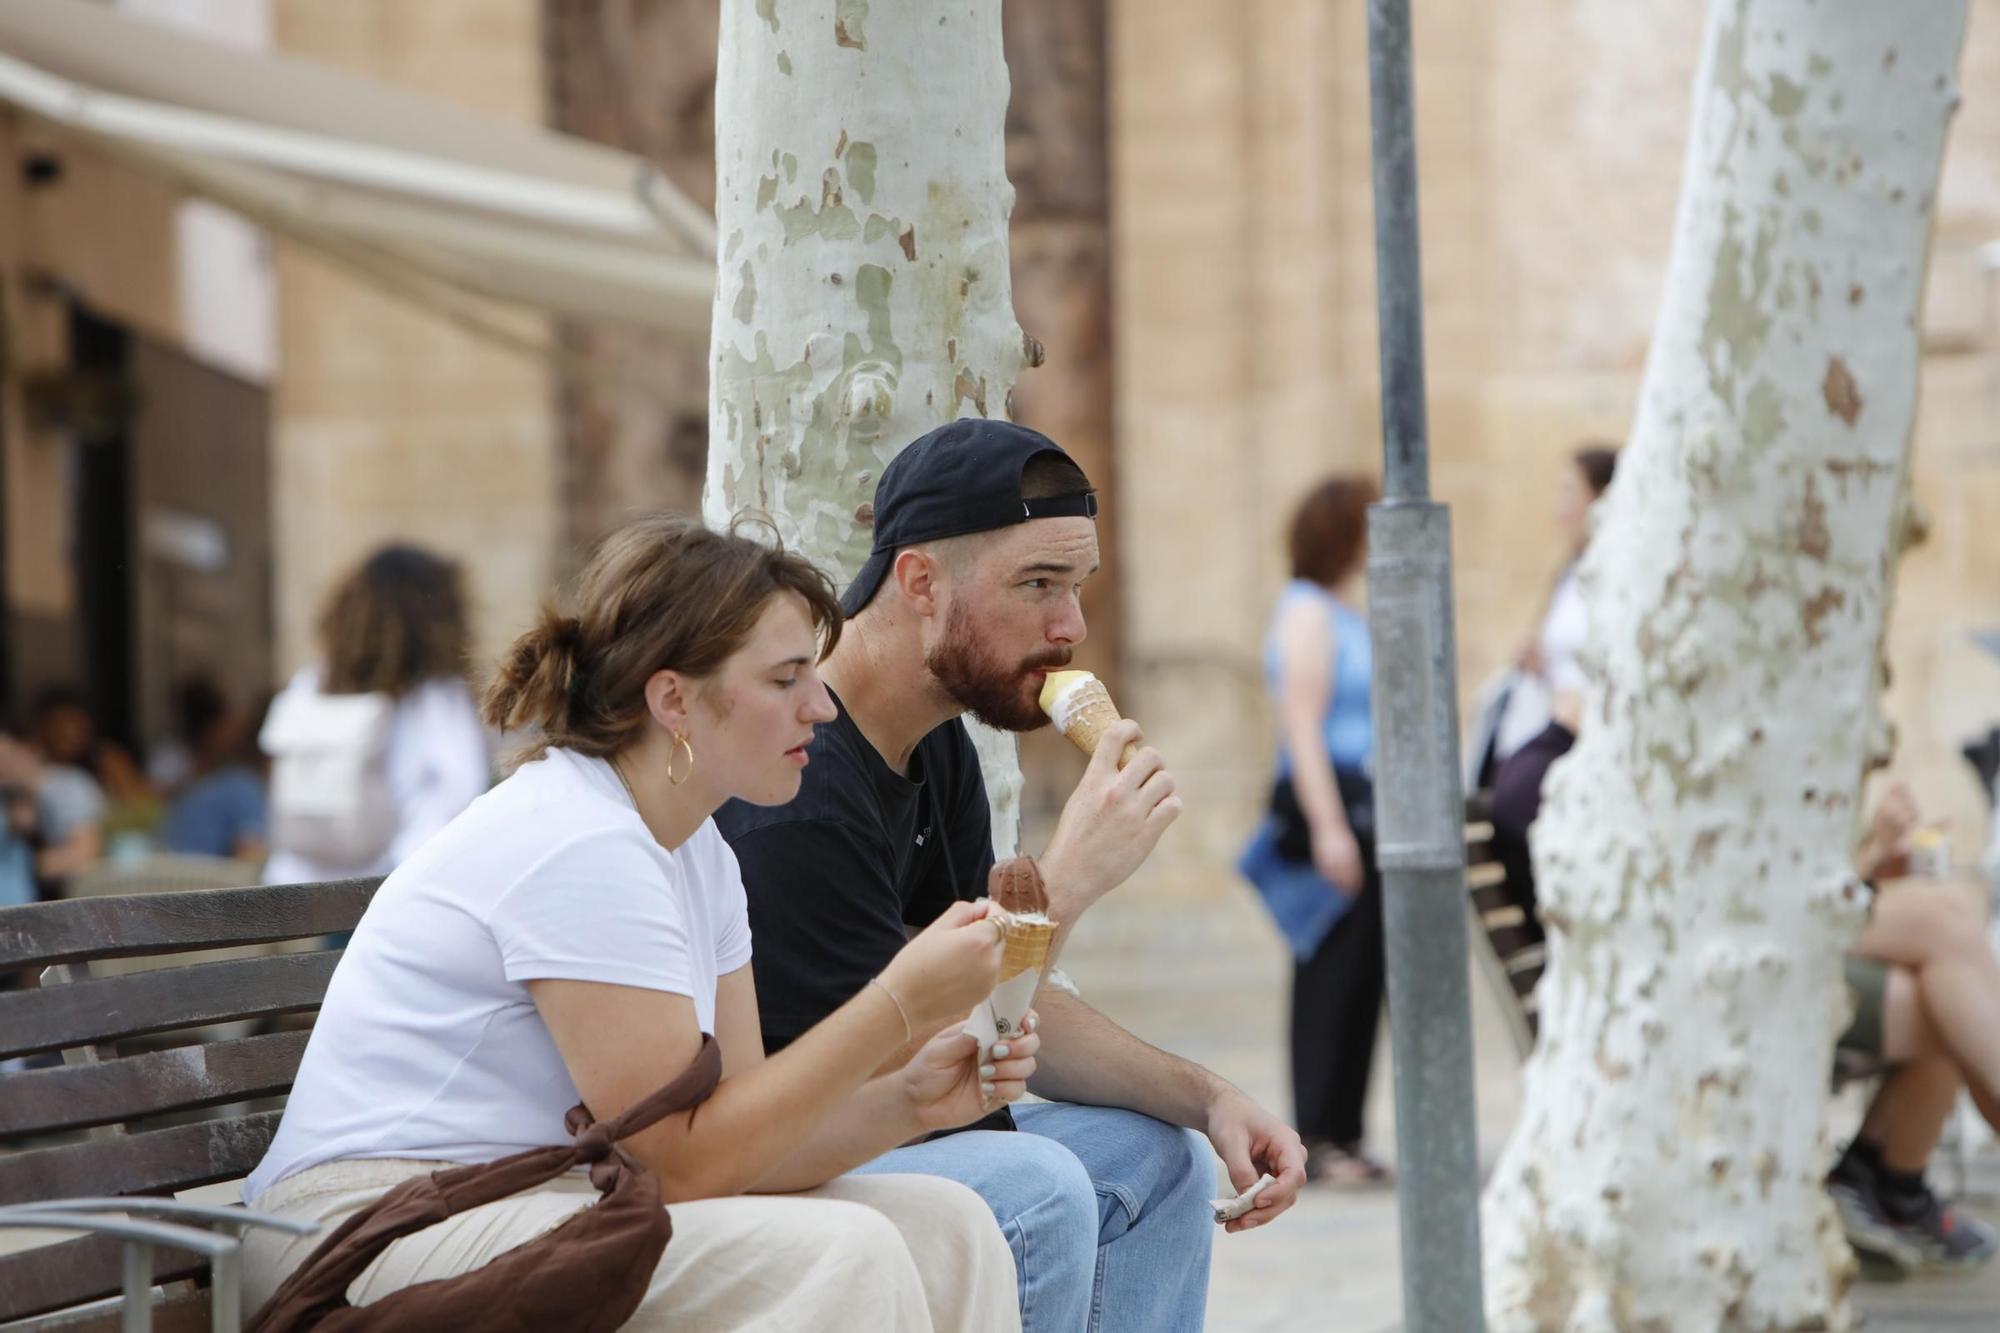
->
[243,1158,1020,1333]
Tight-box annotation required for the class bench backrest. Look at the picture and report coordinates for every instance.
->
[0,878,381,1324]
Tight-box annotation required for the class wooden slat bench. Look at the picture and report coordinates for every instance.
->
[1455,796,1907,1095]
[0,877,381,1332]
[1462,792,1546,1060]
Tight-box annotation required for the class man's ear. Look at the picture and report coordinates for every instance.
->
[891,548,943,618]
[643,669,693,734]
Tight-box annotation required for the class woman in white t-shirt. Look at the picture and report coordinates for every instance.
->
[243,516,1031,1333]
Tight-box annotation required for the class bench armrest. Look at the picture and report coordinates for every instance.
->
[3,1196,318,1238]
[0,1204,241,1257]
[0,1199,315,1332]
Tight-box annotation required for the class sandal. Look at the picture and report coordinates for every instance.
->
[1307,1141,1395,1189]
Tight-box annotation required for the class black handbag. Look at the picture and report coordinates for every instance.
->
[1268,769,1373,863]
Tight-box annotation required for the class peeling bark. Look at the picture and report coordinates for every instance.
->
[1481,3,1968,1329]
[705,0,1031,850]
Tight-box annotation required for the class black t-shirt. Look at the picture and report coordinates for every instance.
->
[713,689,996,1054]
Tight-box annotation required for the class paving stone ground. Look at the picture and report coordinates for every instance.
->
[7,870,1995,1329]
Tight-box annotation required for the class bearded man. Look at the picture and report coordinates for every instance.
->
[715,420,1306,1333]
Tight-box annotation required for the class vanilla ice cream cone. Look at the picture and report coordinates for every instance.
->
[1039,670,1138,767]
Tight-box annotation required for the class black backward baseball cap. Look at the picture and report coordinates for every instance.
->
[840,418,1098,618]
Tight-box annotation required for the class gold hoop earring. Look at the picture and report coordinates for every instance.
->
[667,731,695,786]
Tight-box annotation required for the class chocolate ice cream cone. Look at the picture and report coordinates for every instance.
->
[964,896,1063,1052]
[989,856,1050,917]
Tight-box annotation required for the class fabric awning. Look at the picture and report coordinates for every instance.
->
[0,0,716,340]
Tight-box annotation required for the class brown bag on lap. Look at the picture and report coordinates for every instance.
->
[251,1035,724,1333]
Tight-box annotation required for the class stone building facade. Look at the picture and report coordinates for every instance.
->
[9,1,2000,890]
[1114,1,2000,886]
[267,0,559,681]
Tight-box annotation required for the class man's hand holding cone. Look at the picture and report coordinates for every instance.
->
[1036,675,1183,923]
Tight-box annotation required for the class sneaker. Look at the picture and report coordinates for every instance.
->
[1884,1188,1998,1273]
[1830,1176,1921,1275]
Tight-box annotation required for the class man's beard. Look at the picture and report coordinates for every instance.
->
[926,601,1071,732]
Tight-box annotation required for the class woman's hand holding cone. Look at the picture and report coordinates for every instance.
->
[878,898,1006,1032]
[901,1009,1041,1130]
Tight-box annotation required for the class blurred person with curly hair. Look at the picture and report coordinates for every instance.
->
[261,546,490,886]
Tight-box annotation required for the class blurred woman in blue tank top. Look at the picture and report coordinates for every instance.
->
[1237,475,1391,1187]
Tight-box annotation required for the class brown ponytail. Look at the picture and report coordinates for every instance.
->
[482,515,840,763]
[482,611,587,738]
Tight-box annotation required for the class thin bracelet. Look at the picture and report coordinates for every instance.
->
[867,976,913,1044]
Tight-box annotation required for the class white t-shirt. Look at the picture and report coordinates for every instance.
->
[245,747,751,1200]
[1492,568,1590,763]
[1537,570,1590,695]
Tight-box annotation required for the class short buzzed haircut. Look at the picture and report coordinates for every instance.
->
[1021,451,1092,501]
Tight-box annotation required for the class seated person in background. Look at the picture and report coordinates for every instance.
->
[1483,445,1619,928]
[160,676,267,862]
[1489,445,1619,766]
[0,732,41,908]
[30,685,149,797]
[1828,781,1999,1274]
[2,699,106,894]
[241,517,1030,1332]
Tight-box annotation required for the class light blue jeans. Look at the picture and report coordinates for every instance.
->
[851,1102,1215,1333]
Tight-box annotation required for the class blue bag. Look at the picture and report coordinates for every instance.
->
[1236,816,1350,963]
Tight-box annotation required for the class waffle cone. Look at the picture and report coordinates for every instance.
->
[998,917,1057,982]
[965,902,1061,1051]
[1056,681,1138,767]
